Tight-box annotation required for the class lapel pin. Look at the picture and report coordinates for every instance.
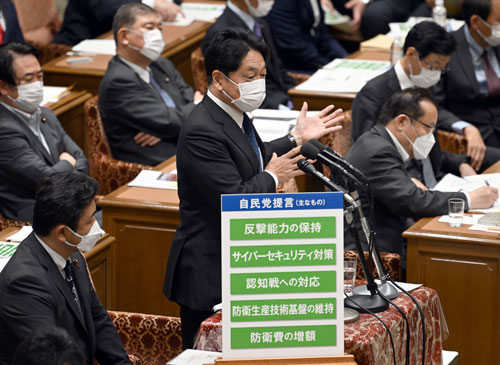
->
[164,77,170,83]
[41,117,47,123]
[72,258,81,272]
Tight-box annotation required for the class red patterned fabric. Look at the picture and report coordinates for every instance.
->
[0,214,30,231]
[319,110,352,177]
[195,287,445,365]
[437,130,467,155]
[344,250,401,282]
[107,311,183,365]
[84,96,153,195]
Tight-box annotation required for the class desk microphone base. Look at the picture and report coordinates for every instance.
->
[352,282,398,299]
[345,294,388,313]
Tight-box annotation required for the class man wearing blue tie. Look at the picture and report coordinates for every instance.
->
[99,3,202,166]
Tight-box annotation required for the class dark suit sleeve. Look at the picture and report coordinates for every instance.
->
[365,144,468,217]
[99,71,188,139]
[351,83,383,141]
[84,0,138,24]
[440,151,468,176]
[181,122,277,212]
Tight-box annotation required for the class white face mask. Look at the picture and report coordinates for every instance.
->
[65,220,104,253]
[222,74,266,112]
[478,17,500,47]
[8,81,44,114]
[245,0,275,17]
[402,119,435,160]
[409,59,442,88]
[128,28,165,61]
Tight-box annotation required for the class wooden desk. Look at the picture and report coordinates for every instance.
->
[43,21,211,94]
[404,217,500,364]
[288,51,390,111]
[0,227,114,309]
[48,90,92,155]
[99,156,180,317]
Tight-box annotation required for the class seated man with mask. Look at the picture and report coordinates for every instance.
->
[345,88,498,258]
[99,3,201,166]
[352,21,500,173]
[0,172,130,364]
[0,42,88,222]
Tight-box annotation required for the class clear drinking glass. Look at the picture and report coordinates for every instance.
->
[344,257,357,293]
[448,198,465,228]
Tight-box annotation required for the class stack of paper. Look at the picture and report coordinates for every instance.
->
[72,39,116,56]
[167,349,221,364]
[42,86,69,106]
[360,34,394,53]
[387,17,465,40]
[323,7,351,32]
[180,2,225,22]
[295,59,390,93]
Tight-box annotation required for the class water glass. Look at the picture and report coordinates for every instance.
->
[344,257,357,293]
[448,198,465,228]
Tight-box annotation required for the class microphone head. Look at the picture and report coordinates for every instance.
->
[297,158,309,170]
[309,139,327,152]
[300,142,320,160]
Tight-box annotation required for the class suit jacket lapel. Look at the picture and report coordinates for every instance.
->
[39,111,59,164]
[455,26,481,96]
[203,97,260,173]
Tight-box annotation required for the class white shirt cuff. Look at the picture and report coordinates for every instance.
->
[265,170,279,188]
[142,0,155,8]
[451,121,473,134]
[463,191,471,210]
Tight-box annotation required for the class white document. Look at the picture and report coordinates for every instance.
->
[296,59,390,93]
[0,241,20,272]
[251,109,297,142]
[167,349,221,365]
[438,214,484,226]
[6,226,33,242]
[180,2,225,22]
[388,17,465,40]
[72,39,116,55]
[162,17,194,26]
[42,86,68,106]
[128,170,178,190]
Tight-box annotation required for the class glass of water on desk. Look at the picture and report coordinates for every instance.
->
[344,257,357,293]
[448,198,465,227]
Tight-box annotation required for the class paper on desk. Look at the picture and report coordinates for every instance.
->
[387,17,465,40]
[251,109,297,142]
[438,214,484,225]
[296,59,390,93]
[128,170,178,190]
[6,226,33,242]
[0,241,20,272]
[180,2,225,22]
[163,16,194,26]
[42,86,68,106]
[374,280,422,292]
[72,39,116,56]
[167,349,221,365]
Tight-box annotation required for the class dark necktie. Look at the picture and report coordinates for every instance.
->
[243,114,263,171]
[149,71,176,107]
[253,21,262,37]
[482,50,500,98]
[63,260,81,313]
[422,157,437,189]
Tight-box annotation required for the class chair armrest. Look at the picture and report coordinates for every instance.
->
[288,72,310,85]
[437,130,467,155]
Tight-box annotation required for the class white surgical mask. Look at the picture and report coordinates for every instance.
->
[128,28,165,61]
[65,220,104,252]
[222,74,266,112]
[409,60,442,88]
[402,119,435,160]
[245,0,275,17]
[8,81,44,114]
[478,17,500,47]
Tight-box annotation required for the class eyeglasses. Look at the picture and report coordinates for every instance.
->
[405,114,436,133]
[420,58,449,73]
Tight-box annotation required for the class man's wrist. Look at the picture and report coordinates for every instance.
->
[290,132,302,147]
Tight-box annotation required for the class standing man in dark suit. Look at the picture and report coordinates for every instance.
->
[202,0,297,109]
[433,0,500,150]
[264,0,347,74]
[0,172,130,364]
[99,3,201,166]
[352,21,500,172]
[0,42,88,222]
[163,28,343,349]
[53,0,183,46]
[346,88,497,256]
[0,0,23,44]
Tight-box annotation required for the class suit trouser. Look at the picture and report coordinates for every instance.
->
[180,306,214,350]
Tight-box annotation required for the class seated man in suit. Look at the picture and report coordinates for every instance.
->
[0,0,24,44]
[346,88,498,257]
[99,3,201,166]
[264,0,348,74]
[432,0,500,151]
[53,0,182,45]
[0,172,130,364]
[352,21,500,172]
[202,0,297,109]
[163,28,343,349]
[0,42,88,222]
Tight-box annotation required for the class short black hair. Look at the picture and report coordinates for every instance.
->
[403,21,456,58]
[378,88,437,126]
[204,27,269,84]
[13,326,85,365]
[0,42,39,86]
[33,173,99,236]
[112,3,158,44]
[462,0,492,25]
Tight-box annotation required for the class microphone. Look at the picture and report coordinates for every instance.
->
[297,159,354,205]
[300,142,362,186]
[309,139,368,184]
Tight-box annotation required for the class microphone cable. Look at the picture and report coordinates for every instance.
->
[344,293,396,365]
